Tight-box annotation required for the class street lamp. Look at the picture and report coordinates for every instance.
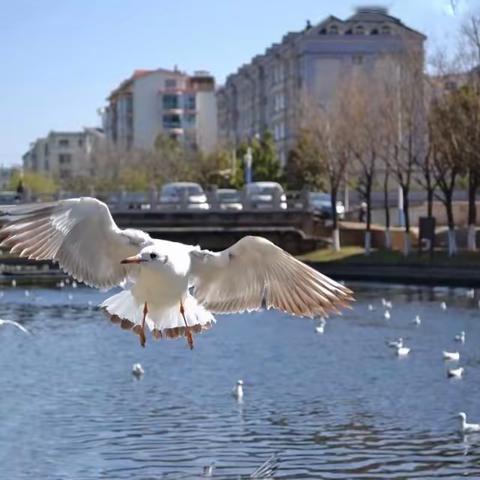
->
[244,147,253,184]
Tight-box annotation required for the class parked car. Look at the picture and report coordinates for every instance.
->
[159,182,209,210]
[308,192,345,219]
[216,188,243,211]
[243,182,287,209]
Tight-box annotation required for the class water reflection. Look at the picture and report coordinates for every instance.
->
[0,283,480,478]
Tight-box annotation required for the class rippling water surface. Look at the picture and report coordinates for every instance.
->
[1,283,480,479]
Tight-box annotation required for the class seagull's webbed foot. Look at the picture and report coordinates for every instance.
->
[180,301,193,350]
[139,302,147,348]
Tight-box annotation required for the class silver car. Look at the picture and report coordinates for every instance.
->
[243,182,287,209]
[216,189,243,211]
[159,182,209,210]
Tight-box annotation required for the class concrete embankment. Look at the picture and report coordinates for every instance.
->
[308,262,480,287]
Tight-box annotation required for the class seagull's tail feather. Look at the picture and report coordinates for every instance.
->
[100,290,215,341]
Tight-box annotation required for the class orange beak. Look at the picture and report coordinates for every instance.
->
[120,254,145,264]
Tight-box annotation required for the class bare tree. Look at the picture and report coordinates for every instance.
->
[383,44,425,256]
[300,91,350,251]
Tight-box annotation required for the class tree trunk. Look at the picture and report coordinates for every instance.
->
[467,170,477,251]
[331,189,340,252]
[446,196,457,256]
[383,171,391,249]
[427,186,433,219]
[365,184,372,256]
[402,185,411,256]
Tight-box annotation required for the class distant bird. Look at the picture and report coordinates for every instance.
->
[0,198,353,350]
[448,367,464,378]
[412,315,421,326]
[250,454,279,479]
[11,279,16,288]
[454,331,465,343]
[232,380,244,400]
[466,288,475,298]
[72,280,78,288]
[381,298,392,309]
[131,363,144,377]
[396,345,410,356]
[368,304,374,311]
[315,317,326,334]
[387,337,403,349]
[443,351,460,361]
[0,319,30,334]
[441,302,447,311]
[57,280,65,288]
[384,310,391,320]
[24,289,29,297]
[458,412,480,433]
[202,462,215,477]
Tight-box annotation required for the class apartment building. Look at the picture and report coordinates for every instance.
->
[22,128,105,180]
[102,68,218,153]
[217,6,426,164]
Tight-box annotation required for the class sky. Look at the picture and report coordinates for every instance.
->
[0,0,477,166]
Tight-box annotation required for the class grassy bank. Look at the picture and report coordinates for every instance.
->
[298,247,480,267]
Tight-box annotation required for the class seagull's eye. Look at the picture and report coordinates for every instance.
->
[149,253,158,260]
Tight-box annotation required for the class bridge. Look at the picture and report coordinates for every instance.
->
[110,208,326,253]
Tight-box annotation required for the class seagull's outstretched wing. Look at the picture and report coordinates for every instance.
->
[190,236,353,317]
[0,197,152,289]
[0,319,30,334]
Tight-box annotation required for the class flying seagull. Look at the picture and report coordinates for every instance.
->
[0,197,353,349]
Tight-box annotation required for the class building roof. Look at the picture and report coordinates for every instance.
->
[107,67,188,101]
[224,6,426,85]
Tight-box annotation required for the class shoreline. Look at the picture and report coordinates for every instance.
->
[307,262,480,288]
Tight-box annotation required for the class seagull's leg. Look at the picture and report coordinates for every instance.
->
[180,301,193,350]
[139,302,148,348]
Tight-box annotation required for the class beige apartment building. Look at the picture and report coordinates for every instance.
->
[102,68,218,153]
[22,128,105,180]
[217,6,426,164]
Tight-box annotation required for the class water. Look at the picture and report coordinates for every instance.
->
[1,283,480,479]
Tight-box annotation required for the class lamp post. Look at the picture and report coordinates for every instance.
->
[244,146,253,184]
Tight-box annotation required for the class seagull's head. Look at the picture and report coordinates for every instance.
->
[237,380,244,386]
[458,412,467,421]
[121,248,168,267]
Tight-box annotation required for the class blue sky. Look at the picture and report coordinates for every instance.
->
[0,0,476,166]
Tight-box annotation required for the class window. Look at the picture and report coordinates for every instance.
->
[60,169,71,179]
[274,122,286,141]
[328,25,339,35]
[370,28,379,35]
[274,94,285,112]
[163,114,181,128]
[165,78,177,88]
[58,154,72,164]
[381,25,391,35]
[58,139,69,147]
[355,25,365,35]
[185,95,196,110]
[44,144,49,156]
[185,113,196,126]
[78,138,83,147]
[162,94,179,109]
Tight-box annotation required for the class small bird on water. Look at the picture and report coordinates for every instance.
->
[454,331,465,343]
[0,198,353,350]
[131,363,144,377]
[458,412,480,433]
[232,380,244,400]
[443,351,460,361]
[447,367,464,378]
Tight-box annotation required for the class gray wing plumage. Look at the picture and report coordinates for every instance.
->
[0,197,153,289]
[190,236,353,317]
